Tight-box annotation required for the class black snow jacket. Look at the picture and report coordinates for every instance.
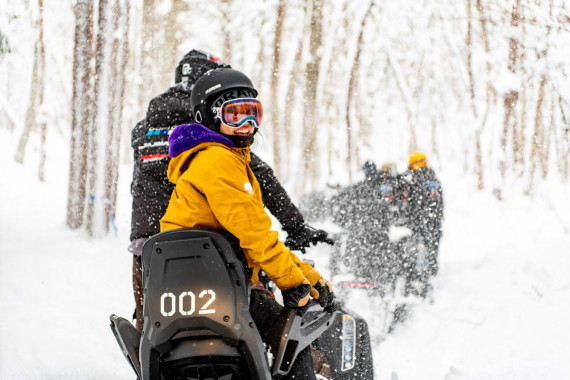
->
[405,167,444,244]
[130,85,305,241]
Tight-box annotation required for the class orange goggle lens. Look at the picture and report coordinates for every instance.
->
[220,98,263,128]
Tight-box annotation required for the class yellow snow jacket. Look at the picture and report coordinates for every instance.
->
[160,124,321,291]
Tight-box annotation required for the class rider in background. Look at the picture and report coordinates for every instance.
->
[330,161,401,287]
[404,151,444,276]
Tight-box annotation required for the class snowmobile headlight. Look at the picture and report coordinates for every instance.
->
[341,314,356,371]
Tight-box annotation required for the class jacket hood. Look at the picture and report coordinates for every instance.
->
[169,123,235,157]
[167,123,248,184]
[146,87,193,127]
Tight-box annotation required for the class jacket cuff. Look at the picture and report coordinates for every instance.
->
[299,261,321,286]
[272,266,307,291]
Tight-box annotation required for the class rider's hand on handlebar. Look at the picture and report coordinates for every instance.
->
[285,225,334,254]
[310,278,334,308]
[282,279,311,308]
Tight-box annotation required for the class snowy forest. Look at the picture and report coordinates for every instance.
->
[1,1,570,379]
[1,0,569,237]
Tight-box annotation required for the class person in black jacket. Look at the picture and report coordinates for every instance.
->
[129,49,331,331]
[329,161,402,287]
[404,151,444,277]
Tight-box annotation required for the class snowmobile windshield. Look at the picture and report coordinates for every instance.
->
[217,98,263,129]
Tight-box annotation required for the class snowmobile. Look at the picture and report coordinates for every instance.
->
[304,178,433,336]
[109,228,372,379]
[311,175,432,299]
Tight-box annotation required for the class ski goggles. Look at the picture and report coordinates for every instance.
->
[217,98,263,129]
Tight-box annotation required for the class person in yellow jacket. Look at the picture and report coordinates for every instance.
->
[160,68,332,379]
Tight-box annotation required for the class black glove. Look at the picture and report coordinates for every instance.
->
[285,225,334,253]
[281,282,311,308]
[310,278,334,308]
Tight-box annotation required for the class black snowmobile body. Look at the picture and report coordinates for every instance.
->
[110,228,336,379]
[312,308,374,380]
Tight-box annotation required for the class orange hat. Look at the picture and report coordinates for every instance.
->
[409,151,427,171]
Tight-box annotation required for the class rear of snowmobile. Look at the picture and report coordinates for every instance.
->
[110,228,360,379]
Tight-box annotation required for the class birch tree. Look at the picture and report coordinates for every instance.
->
[36,0,47,182]
[347,1,375,180]
[270,0,286,178]
[67,0,94,229]
[104,0,130,229]
[500,0,521,186]
[302,0,323,192]
[86,0,128,237]
[139,0,160,109]
[14,5,43,164]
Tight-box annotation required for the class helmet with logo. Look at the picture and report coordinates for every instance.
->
[174,49,229,92]
[191,68,258,130]
[409,151,428,171]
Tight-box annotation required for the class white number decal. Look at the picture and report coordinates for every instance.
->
[199,290,216,314]
[179,291,196,316]
[160,293,176,317]
[159,289,217,317]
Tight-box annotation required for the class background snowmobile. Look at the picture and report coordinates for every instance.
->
[110,228,373,379]
[303,172,433,297]
[300,167,437,335]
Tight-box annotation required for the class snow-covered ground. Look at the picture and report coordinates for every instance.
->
[1,128,570,379]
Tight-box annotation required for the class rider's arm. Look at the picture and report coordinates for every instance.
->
[249,152,306,234]
[190,147,317,291]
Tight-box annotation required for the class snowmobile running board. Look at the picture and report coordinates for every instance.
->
[268,300,337,378]
[109,314,142,379]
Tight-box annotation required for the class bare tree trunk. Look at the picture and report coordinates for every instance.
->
[500,0,521,183]
[517,7,528,172]
[285,40,304,182]
[558,95,569,181]
[37,0,47,182]
[501,91,518,178]
[542,94,555,179]
[528,74,547,194]
[466,0,478,118]
[66,0,94,229]
[105,0,130,235]
[14,23,40,164]
[302,0,323,192]
[347,1,375,182]
[139,0,158,109]
[86,0,120,237]
[476,0,497,104]
[323,1,348,181]
[270,0,286,179]
[162,0,183,88]
[473,0,496,190]
[220,0,232,63]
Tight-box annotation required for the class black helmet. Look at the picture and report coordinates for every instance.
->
[174,49,229,92]
[191,68,258,132]
[362,160,377,176]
